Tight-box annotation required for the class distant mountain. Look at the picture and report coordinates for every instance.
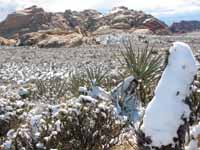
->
[170,20,200,33]
[0,6,170,38]
[0,6,172,47]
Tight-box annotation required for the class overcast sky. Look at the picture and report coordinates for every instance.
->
[0,0,200,25]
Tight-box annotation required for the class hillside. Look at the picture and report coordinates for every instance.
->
[0,6,171,47]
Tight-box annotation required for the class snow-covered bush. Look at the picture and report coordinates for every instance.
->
[0,98,33,145]
[1,95,127,150]
[138,42,198,149]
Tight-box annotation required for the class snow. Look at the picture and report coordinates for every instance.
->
[185,122,200,150]
[141,42,198,147]
[79,86,88,94]
[3,140,12,150]
[36,142,44,149]
[16,100,25,107]
[112,76,142,122]
[30,114,42,132]
[186,140,198,150]
[88,86,110,101]
[79,95,98,104]
[55,120,61,132]
[190,122,200,138]
[6,129,16,139]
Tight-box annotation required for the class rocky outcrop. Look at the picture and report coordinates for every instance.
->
[0,6,171,47]
[0,37,16,46]
[19,29,83,48]
[96,6,170,34]
[143,18,171,35]
[170,21,200,33]
[0,6,71,38]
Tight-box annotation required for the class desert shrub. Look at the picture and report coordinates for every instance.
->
[29,77,68,103]
[118,40,163,105]
[2,96,127,150]
[0,99,33,146]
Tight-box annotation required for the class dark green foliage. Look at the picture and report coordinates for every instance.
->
[118,39,163,105]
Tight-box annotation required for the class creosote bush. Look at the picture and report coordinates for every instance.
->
[2,97,127,150]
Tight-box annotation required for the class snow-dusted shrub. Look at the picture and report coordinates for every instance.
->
[0,98,33,145]
[118,40,163,105]
[1,96,127,150]
[138,42,198,149]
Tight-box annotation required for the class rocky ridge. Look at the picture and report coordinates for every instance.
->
[0,6,171,47]
[170,20,200,33]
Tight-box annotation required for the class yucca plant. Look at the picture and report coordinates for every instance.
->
[67,65,110,97]
[67,69,87,97]
[84,65,109,87]
[190,75,200,123]
[118,39,163,105]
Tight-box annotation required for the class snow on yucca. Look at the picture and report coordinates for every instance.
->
[141,42,198,148]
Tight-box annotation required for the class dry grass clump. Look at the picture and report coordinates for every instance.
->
[67,65,111,97]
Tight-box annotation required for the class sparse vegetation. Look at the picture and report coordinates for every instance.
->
[1,36,200,150]
[2,98,127,150]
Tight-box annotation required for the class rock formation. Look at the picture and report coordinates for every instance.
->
[0,6,76,38]
[0,36,16,46]
[19,29,83,48]
[170,21,200,33]
[0,6,171,47]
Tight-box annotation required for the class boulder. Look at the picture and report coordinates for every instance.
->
[111,22,131,29]
[98,6,170,35]
[0,37,16,46]
[19,30,83,48]
[0,6,71,38]
[133,28,153,34]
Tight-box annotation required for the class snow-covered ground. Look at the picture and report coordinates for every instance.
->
[1,37,200,149]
